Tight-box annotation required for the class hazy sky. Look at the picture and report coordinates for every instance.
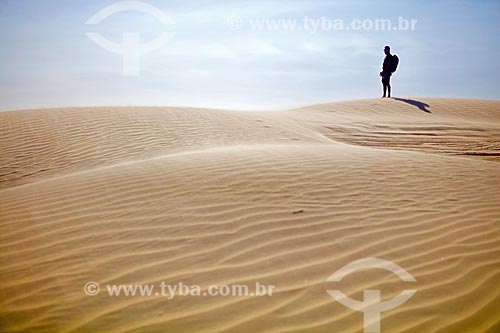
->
[1,0,499,111]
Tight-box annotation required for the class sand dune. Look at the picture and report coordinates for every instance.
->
[1,98,499,333]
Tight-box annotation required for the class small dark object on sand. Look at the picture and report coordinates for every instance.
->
[293,210,304,214]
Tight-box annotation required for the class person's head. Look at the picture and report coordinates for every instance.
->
[384,46,391,55]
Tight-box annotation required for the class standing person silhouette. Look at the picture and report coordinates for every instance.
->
[380,46,393,98]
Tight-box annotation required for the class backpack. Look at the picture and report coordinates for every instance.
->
[390,55,399,73]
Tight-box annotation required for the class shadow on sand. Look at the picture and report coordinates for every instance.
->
[393,98,432,113]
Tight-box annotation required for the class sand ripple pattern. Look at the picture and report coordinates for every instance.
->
[1,99,499,333]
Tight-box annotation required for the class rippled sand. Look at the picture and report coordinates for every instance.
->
[1,98,499,333]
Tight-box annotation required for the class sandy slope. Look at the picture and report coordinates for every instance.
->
[0,98,499,333]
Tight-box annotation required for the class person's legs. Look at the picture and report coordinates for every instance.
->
[382,76,389,98]
[384,76,391,98]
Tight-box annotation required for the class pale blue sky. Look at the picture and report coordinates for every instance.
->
[1,0,499,111]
